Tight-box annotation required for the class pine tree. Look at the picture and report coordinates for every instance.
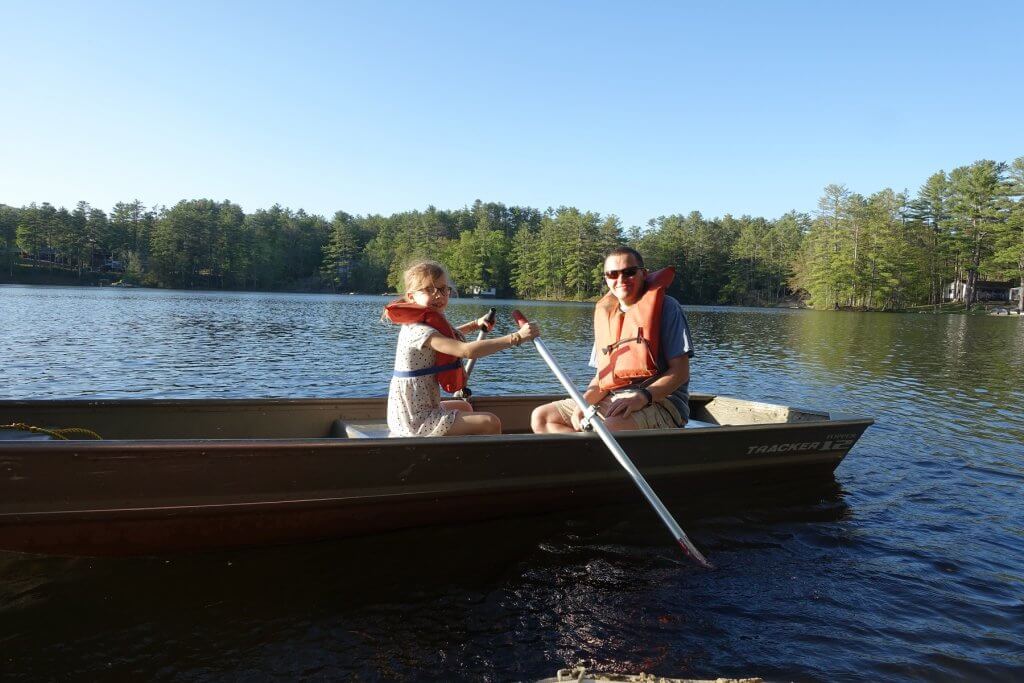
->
[947,160,1009,306]
[321,211,361,291]
[0,204,18,276]
[908,172,952,305]
[992,157,1024,313]
[510,225,540,298]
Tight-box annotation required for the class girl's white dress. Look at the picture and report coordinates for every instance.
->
[386,323,459,437]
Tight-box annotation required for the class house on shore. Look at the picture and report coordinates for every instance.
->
[466,285,496,298]
[944,280,1013,302]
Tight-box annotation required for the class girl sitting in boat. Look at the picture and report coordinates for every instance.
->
[383,260,539,437]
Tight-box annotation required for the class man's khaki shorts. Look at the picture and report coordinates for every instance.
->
[552,394,684,430]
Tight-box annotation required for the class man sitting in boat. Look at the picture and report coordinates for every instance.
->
[531,246,693,433]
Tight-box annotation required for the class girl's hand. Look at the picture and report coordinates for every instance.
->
[517,321,540,341]
[477,315,495,332]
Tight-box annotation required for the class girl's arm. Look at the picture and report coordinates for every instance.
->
[428,321,539,359]
[455,314,494,335]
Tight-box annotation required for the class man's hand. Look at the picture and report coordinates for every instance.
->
[603,391,647,419]
[571,406,585,431]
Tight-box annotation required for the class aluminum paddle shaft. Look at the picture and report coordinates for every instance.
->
[453,308,496,401]
[462,308,496,379]
[513,310,712,569]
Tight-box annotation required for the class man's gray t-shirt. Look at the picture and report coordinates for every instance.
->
[589,295,694,420]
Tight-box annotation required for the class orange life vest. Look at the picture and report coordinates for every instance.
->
[594,267,675,392]
[383,300,467,393]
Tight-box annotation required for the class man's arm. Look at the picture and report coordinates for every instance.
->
[585,350,688,409]
[645,354,689,401]
[603,355,688,418]
[581,373,608,406]
[576,344,609,416]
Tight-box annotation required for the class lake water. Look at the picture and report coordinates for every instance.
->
[1,285,1022,681]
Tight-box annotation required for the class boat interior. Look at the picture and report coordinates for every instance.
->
[0,394,832,441]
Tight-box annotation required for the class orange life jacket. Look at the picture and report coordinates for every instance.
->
[383,300,467,393]
[594,267,675,392]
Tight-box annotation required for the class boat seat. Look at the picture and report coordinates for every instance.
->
[332,419,392,439]
[684,419,719,429]
[0,428,56,441]
[332,417,719,438]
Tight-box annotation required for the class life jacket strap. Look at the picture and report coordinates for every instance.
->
[602,327,651,356]
[602,335,644,355]
[393,360,464,379]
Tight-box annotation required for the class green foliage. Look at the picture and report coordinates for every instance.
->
[907,172,953,305]
[321,211,362,290]
[635,211,735,304]
[5,158,1021,310]
[947,160,1011,305]
[0,204,18,276]
[722,214,800,305]
[991,157,1024,311]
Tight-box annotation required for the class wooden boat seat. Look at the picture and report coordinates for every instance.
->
[0,428,56,441]
[333,417,720,439]
[332,419,392,439]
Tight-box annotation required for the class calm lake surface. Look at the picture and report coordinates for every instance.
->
[1,285,1022,682]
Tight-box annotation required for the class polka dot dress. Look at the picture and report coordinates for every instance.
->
[386,323,459,436]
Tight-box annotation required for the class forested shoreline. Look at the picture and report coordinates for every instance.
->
[2,157,1022,310]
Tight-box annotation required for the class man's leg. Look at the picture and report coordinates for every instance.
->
[605,401,680,432]
[531,399,577,433]
[601,414,640,432]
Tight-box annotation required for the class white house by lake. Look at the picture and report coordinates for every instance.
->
[944,280,1013,302]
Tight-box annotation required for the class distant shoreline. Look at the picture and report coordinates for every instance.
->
[4,278,1013,315]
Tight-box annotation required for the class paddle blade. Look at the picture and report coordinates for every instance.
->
[679,538,714,569]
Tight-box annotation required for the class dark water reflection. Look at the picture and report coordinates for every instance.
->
[2,285,1023,681]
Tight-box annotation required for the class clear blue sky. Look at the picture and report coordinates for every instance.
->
[2,1,1021,229]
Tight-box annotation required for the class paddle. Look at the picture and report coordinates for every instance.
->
[512,309,713,569]
[453,307,496,401]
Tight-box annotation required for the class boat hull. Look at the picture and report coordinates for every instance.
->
[0,395,871,556]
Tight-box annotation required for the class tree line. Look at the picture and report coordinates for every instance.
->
[2,156,1022,310]
[795,158,1024,310]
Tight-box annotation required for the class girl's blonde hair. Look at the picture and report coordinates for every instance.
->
[403,259,456,295]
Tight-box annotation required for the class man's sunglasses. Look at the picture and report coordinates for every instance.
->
[604,266,643,280]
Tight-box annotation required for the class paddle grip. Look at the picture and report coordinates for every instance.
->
[480,307,496,330]
[512,310,528,326]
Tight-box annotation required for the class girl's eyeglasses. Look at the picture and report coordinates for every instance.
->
[604,266,642,280]
[418,285,454,297]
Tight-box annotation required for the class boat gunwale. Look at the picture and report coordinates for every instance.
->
[0,416,874,450]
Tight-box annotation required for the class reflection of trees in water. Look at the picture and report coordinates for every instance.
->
[686,308,809,401]
[677,307,1023,449]
[767,311,1024,451]
[783,310,1024,396]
